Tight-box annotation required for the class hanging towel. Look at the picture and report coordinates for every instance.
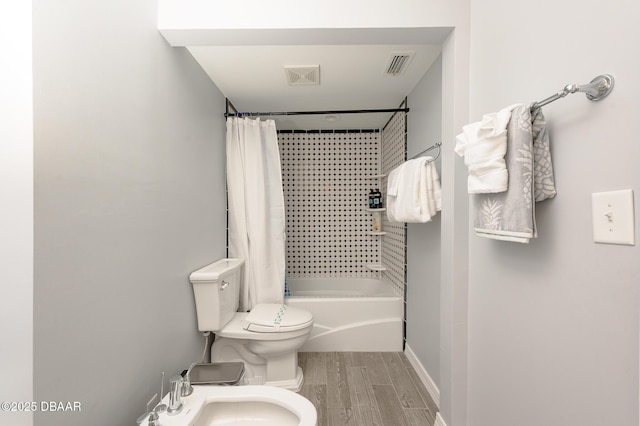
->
[424,158,442,217]
[455,104,519,193]
[387,157,442,223]
[473,104,556,243]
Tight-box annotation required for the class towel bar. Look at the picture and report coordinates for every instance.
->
[531,74,614,110]
[409,141,442,162]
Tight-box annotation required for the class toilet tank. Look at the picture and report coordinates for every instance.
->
[189,258,244,332]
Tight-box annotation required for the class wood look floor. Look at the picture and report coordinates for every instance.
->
[297,352,438,426]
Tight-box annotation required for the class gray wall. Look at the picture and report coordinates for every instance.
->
[406,54,443,388]
[467,0,640,424]
[0,4,33,426]
[32,1,227,425]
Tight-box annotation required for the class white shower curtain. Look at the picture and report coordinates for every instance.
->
[226,117,286,311]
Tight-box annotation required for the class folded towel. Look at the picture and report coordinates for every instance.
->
[387,162,402,197]
[530,107,557,202]
[424,158,442,215]
[473,104,556,243]
[455,104,519,193]
[387,157,441,223]
[386,158,421,222]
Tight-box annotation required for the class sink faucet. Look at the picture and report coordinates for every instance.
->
[137,393,163,426]
[167,375,183,415]
[181,362,198,397]
[147,409,161,426]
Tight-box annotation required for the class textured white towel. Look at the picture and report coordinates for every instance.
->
[425,159,442,215]
[386,157,441,223]
[455,104,520,193]
[473,104,556,243]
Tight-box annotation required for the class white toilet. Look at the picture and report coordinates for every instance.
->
[189,258,313,392]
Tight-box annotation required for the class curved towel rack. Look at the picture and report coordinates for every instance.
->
[409,141,442,162]
[531,74,615,110]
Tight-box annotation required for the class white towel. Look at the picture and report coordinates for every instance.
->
[425,159,442,215]
[455,104,520,193]
[386,157,441,223]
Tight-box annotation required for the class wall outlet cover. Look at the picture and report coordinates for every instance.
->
[591,189,635,245]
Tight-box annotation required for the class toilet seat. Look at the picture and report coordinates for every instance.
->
[242,304,313,333]
[216,305,313,341]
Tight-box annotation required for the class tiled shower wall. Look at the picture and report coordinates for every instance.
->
[381,110,408,295]
[278,122,406,292]
[279,131,380,278]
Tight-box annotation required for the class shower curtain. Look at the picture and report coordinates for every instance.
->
[226,117,286,311]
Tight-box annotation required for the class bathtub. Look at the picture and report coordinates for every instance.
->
[284,277,403,352]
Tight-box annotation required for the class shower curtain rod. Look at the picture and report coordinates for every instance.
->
[224,98,409,118]
[531,74,615,110]
[224,107,410,118]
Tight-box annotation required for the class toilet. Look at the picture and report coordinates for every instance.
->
[189,258,313,392]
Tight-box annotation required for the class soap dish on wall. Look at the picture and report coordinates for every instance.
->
[366,264,388,271]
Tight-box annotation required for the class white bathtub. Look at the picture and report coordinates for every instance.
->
[284,277,403,352]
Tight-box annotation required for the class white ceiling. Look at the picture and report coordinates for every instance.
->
[187,44,442,130]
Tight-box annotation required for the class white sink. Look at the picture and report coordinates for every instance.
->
[142,385,317,426]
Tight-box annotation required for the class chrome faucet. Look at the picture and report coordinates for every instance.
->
[137,393,162,426]
[147,409,161,426]
[181,362,197,397]
[167,375,183,415]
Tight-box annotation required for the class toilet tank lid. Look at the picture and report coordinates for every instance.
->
[241,304,313,333]
[189,258,244,282]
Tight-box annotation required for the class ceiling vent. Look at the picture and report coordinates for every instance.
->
[385,52,415,76]
[285,65,320,86]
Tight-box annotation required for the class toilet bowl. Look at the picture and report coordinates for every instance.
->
[189,259,313,391]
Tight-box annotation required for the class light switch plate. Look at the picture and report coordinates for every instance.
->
[591,189,635,245]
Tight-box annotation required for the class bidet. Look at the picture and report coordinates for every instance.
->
[139,385,317,426]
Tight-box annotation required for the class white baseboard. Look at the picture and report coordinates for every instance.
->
[434,412,447,426]
[404,344,440,409]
